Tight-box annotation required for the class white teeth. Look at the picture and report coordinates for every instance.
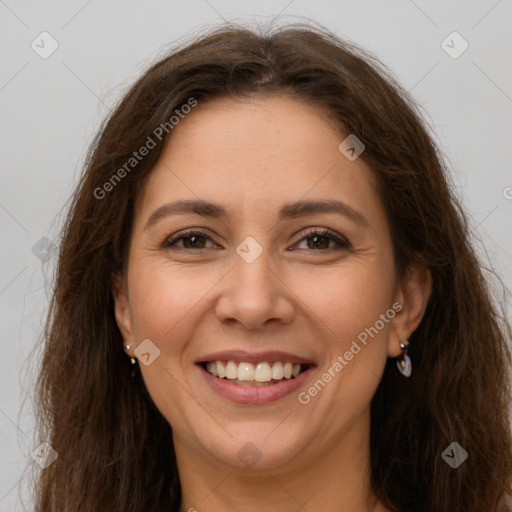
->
[206,362,218,377]
[254,362,272,382]
[237,362,255,381]
[225,361,238,379]
[205,360,307,383]
[271,361,284,379]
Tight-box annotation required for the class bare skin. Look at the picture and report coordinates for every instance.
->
[114,95,432,511]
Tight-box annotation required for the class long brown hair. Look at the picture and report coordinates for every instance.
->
[33,22,512,511]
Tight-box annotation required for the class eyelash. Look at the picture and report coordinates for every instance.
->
[162,227,351,252]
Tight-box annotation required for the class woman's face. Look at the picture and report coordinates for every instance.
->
[115,95,418,471]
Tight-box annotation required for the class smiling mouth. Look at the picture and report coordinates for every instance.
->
[200,360,309,386]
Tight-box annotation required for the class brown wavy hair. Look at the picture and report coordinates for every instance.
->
[32,22,512,511]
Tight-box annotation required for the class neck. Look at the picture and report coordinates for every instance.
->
[175,410,389,512]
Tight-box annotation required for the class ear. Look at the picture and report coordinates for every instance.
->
[112,273,134,350]
[387,263,433,357]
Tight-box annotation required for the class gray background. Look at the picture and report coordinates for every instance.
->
[1,1,511,509]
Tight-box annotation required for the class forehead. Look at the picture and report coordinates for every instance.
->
[135,95,383,229]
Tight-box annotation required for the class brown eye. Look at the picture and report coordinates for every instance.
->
[162,230,216,250]
[180,235,208,249]
[294,228,351,252]
[305,234,331,250]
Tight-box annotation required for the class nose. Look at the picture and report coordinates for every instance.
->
[214,247,295,331]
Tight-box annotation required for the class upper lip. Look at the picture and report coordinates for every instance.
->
[195,350,316,366]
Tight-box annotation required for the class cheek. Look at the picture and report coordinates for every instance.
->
[127,260,215,342]
[128,250,395,353]
[126,263,206,429]
[288,260,394,342]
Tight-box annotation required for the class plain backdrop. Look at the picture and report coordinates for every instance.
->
[1,1,511,509]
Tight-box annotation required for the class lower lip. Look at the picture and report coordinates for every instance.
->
[199,365,314,405]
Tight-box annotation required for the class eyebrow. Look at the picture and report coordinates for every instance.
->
[144,198,370,229]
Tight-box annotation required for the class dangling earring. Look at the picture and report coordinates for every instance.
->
[124,345,137,378]
[396,340,412,378]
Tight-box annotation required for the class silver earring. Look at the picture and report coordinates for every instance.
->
[124,345,137,377]
[396,340,412,378]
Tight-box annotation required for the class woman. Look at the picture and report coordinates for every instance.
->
[34,22,512,511]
